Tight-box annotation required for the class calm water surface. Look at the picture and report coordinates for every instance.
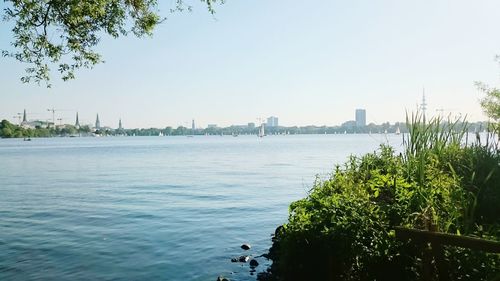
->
[0,134,402,280]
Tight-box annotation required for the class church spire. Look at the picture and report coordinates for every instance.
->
[75,112,80,128]
[95,114,101,130]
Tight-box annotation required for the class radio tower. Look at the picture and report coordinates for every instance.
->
[421,88,427,122]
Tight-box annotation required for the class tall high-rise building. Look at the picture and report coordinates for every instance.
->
[192,119,195,131]
[355,109,366,127]
[267,116,279,127]
[22,109,27,123]
[118,118,123,130]
[95,114,101,130]
[75,112,80,129]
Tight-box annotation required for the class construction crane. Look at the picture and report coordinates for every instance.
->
[47,108,74,126]
[47,108,58,125]
[12,113,22,124]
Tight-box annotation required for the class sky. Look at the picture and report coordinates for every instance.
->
[1,0,500,128]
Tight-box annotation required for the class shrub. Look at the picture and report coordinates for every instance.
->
[260,116,500,281]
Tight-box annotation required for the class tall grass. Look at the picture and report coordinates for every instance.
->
[403,112,469,158]
[402,112,500,234]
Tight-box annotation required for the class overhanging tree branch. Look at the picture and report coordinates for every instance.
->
[2,0,223,87]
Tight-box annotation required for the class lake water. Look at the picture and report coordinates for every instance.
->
[0,134,403,281]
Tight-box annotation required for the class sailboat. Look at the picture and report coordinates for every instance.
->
[258,123,265,138]
[395,127,401,135]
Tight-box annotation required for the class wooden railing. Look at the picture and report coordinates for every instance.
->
[394,227,500,281]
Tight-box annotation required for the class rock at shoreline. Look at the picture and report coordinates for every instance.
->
[249,259,259,267]
[231,255,250,263]
[241,243,251,250]
[238,255,250,262]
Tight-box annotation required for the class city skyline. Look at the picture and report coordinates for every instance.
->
[1,1,499,127]
[4,107,384,129]
[9,105,469,130]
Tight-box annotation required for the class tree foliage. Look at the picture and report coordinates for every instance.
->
[477,82,500,122]
[2,0,221,86]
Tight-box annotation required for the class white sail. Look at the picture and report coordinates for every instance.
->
[258,123,265,137]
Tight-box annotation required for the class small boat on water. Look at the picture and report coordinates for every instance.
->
[395,127,401,135]
[23,137,31,141]
[258,123,265,138]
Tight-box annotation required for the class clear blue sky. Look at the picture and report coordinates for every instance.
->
[1,0,500,128]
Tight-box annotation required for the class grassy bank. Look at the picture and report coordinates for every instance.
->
[259,114,500,281]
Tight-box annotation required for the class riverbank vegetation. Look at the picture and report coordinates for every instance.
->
[0,119,491,138]
[0,120,90,138]
[258,113,500,281]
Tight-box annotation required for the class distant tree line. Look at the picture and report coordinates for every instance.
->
[0,120,91,138]
[122,121,490,137]
[0,119,492,138]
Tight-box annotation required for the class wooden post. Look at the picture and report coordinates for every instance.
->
[394,227,500,281]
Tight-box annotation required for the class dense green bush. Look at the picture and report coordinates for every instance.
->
[260,117,500,281]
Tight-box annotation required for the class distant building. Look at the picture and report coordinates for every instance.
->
[342,120,357,129]
[247,122,255,129]
[20,109,47,129]
[267,116,279,127]
[95,114,101,130]
[207,124,218,128]
[355,109,366,127]
[23,120,48,129]
[118,118,123,130]
[20,109,30,128]
[192,119,195,131]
